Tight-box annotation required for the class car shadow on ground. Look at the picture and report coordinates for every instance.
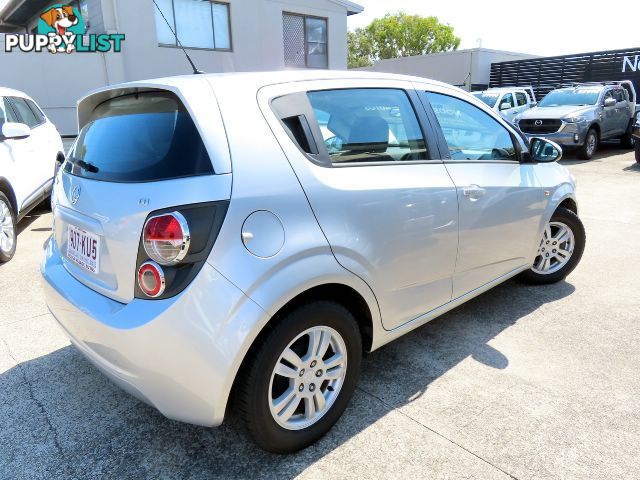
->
[0,279,575,478]
[560,141,631,165]
[16,201,52,236]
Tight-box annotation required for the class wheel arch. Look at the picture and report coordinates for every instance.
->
[225,281,376,419]
[0,177,17,214]
[558,197,578,215]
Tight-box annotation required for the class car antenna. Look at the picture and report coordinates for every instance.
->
[152,0,205,75]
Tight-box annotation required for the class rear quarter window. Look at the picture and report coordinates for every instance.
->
[64,91,214,183]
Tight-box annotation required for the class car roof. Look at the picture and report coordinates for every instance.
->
[80,70,459,102]
[475,87,529,93]
[0,86,29,98]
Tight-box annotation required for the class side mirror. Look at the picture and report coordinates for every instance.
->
[603,98,616,108]
[531,101,538,107]
[499,102,511,111]
[1,122,31,141]
[529,137,562,163]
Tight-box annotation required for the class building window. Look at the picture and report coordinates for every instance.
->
[283,13,328,69]
[154,0,231,50]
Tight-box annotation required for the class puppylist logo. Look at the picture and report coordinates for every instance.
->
[4,4,124,54]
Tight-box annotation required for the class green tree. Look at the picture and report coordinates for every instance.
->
[348,12,461,69]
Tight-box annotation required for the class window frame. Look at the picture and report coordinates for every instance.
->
[282,12,329,69]
[156,0,232,52]
[271,87,442,168]
[418,90,524,164]
[7,97,44,129]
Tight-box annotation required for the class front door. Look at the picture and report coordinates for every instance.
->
[421,89,544,298]
[261,80,459,330]
[7,97,51,194]
[498,93,518,122]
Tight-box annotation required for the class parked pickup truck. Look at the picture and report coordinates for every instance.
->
[514,81,637,160]
[472,87,536,123]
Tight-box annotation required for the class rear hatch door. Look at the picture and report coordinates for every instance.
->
[53,84,231,303]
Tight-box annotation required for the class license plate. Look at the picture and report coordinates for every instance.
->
[66,224,100,274]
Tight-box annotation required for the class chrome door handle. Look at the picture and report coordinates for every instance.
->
[463,185,486,199]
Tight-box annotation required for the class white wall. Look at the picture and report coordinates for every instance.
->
[0,0,354,134]
[109,0,349,81]
[360,48,538,90]
[0,37,120,134]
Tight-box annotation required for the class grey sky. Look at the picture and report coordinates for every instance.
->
[348,0,639,56]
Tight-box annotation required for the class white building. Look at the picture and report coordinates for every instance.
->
[0,0,363,134]
[359,48,538,92]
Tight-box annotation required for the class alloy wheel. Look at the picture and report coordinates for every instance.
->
[532,221,575,275]
[268,326,347,431]
[0,199,15,255]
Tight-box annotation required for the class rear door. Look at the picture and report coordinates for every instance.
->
[418,86,544,298]
[601,90,618,138]
[515,91,530,115]
[260,80,459,330]
[613,88,631,133]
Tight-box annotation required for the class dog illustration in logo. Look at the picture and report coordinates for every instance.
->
[40,5,79,53]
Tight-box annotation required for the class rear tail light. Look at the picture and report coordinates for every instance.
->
[135,202,229,300]
[143,212,190,265]
[137,261,166,298]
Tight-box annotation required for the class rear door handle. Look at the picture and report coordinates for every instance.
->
[463,185,486,200]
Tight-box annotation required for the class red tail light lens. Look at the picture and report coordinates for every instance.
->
[137,261,166,298]
[143,212,190,265]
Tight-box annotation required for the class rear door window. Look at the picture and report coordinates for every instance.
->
[307,88,429,164]
[64,91,214,182]
[8,97,39,128]
[25,99,46,125]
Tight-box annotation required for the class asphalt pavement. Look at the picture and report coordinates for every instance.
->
[1,144,639,479]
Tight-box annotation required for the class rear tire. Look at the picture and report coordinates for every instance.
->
[0,192,17,264]
[635,140,640,163]
[518,207,585,285]
[238,301,362,453]
[621,124,635,149]
[577,128,598,160]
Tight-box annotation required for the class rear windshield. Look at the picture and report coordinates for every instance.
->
[64,91,213,182]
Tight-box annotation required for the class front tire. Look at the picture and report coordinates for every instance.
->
[518,207,585,285]
[577,128,598,160]
[238,301,362,453]
[635,140,640,163]
[0,192,17,263]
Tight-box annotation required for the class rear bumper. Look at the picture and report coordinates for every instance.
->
[41,237,267,427]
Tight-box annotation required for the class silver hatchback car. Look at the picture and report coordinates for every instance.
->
[42,71,585,453]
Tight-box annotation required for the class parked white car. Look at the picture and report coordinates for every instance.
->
[0,87,64,263]
[472,87,537,123]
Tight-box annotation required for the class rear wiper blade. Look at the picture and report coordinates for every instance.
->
[71,159,99,174]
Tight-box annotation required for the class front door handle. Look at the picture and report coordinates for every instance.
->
[463,185,486,200]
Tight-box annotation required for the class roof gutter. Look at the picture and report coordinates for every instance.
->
[328,0,364,16]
